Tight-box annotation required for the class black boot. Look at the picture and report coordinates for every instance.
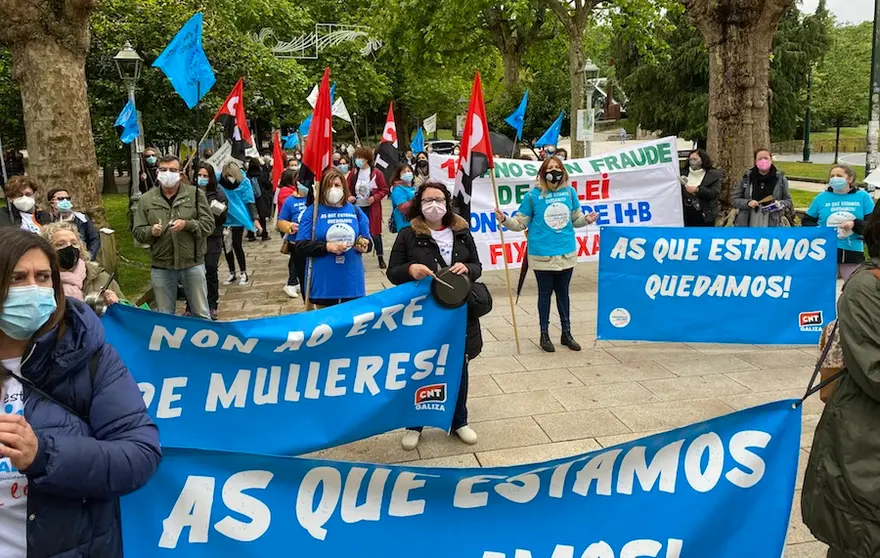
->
[561,331,581,351]
[378,255,387,270]
[540,333,555,353]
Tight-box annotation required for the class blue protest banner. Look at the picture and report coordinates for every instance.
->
[102,280,466,455]
[597,226,838,344]
[121,399,801,557]
[153,13,216,109]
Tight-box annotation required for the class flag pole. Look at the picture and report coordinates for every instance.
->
[303,182,321,311]
[510,138,518,158]
[184,120,214,174]
[489,168,521,354]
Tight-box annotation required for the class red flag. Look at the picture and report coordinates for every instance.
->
[213,78,254,161]
[271,130,284,188]
[454,73,494,213]
[300,68,334,185]
[381,103,398,147]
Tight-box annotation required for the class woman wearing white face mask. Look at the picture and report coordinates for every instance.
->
[347,147,389,269]
[0,176,51,233]
[294,169,372,308]
[803,165,875,281]
[387,182,484,450]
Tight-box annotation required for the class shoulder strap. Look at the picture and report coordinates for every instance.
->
[800,320,845,404]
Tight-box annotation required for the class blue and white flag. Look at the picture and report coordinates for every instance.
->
[535,110,563,147]
[597,226,838,344]
[504,89,528,140]
[299,114,313,138]
[152,13,216,109]
[114,99,140,144]
[120,399,801,558]
[102,280,466,456]
[410,127,425,154]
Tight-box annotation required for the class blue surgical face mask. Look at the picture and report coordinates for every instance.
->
[197,177,209,187]
[337,164,349,174]
[401,172,414,184]
[354,158,366,169]
[0,285,57,341]
[146,156,157,165]
[829,176,849,192]
[297,183,310,195]
[56,199,73,213]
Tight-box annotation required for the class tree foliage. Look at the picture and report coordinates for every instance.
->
[812,21,872,129]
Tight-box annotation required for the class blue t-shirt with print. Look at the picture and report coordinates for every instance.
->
[296,203,371,299]
[390,184,416,231]
[516,186,580,257]
[806,189,875,253]
[278,195,308,240]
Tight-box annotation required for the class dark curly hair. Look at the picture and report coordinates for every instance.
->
[407,181,455,227]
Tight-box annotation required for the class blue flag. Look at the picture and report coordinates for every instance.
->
[535,110,564,147]
[299,114,313,138]
[597,226,838,344]
[504,89,529,140]
[330,82,337,104]
[152,13,216,109]
[120,399,801,557]
[114,99,140,144]
[283,133,299,149]
[410,127,425,154]
[102,280,466,456]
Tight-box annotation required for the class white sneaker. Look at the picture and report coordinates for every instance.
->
[455,426,478,445]
[401,430,421,451]
[239,273,250,286]
[283,285,300,298]
[223,273,236,285]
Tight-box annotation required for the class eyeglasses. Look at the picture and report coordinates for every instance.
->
[54,196,71,202]
[157,167,179,173]
[422,197,445,204]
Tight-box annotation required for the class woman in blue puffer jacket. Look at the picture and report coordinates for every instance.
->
[0,227,161,557]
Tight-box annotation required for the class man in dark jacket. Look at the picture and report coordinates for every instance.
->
[132,154,215,319]
[46,187,101,259]
[138,147,159,194]
[0,175,52,231]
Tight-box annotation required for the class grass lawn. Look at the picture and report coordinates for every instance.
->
[790,188,817,209]
[810,126,868,142]
[776,161,866,182]
[102,194,152,298]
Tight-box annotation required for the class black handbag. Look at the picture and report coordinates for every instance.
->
[467,282,493,320]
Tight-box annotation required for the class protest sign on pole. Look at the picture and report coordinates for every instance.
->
[121,399,801,558]
[204,141,236,170]
[597,226,838,344]
[430,137,683,271]
[103,280,466,456]
[423,113,437,135]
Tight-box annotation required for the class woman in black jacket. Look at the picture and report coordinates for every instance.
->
[197,163,228,320]
[387,181,483,451]
[246,158,272,242]
[679,149,723,226]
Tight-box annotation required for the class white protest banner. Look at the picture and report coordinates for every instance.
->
[423,113,437,134]
[430,136,684,270]
[205,141,237,169]
[576,108,595,142]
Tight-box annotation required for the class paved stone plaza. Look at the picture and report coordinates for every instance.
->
[218,213,828,557]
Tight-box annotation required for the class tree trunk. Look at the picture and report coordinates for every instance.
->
[685,0,792,215]
[502,47,522,90]
[834,120,841,164]
[568,22,586,158]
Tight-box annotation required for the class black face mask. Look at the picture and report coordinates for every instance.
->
[417,160,428,170]
[545,170,564,184]
[58,245,80,270]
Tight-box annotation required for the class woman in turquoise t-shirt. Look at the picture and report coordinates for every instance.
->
[803,164,875,281]
[496,157,599,353]
[389,164,417,232]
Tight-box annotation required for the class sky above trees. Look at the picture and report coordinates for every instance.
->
[801,0,873,23]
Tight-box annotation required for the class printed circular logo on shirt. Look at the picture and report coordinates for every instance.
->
[544,202,570,231]
[326,223,356,246]
[355,180,371,200]
[609,308,631,328]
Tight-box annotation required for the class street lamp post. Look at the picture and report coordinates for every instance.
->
[113,41,143,224]
[581,59,600,158]
[803,67,813,163]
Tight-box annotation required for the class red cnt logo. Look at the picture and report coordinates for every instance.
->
[415,384,447,405]
[799,311,823,328]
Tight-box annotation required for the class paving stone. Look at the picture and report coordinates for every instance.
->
[469,375,503,398]
[550,382,660,411]
[736,350,816,369]
[306,431,414,464]
[399,454,480,468]
[720,390,825,417]
[595,430,665,448]
[479,339,543,358]
[416,416,550,460]
[685,343,762,355]
[569,362,676,386]
[514,349,618,371]
[477,439,603,467]
[610,398,734,432]
[654,354,757,376]
[534,408,632,442]
[802,414,821,449]
[639,374,752,402]
[470,355,525,376]
[604,344,701,363]
[492,368,583,393]
[785,541,828,558]
[787,490,817,545]
[468,391,565,421]
[726,366,815,392]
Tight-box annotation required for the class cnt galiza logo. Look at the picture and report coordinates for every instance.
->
[799,311,823,333]
[415,384,447,412]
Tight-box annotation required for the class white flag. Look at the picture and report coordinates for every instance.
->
[333,97,352,123]
[423,113,437,134]
[306,84,319,108]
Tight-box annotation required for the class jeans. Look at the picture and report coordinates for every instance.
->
[152,264,210,319]
[409,357,469,432]
[287,246,299,287]
[205,237,222,310]
[225,227,247,275]
[534,268,574,334]
[372,233,384,256]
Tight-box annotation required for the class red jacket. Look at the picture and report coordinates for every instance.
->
[276,186,296,217]
[348,167,389,236]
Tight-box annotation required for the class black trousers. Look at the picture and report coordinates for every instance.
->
[225,227,247,274]
[372,233,383,256]
[534,268,573,334]
[287,246,301,287]
[409,356,469,432]
[205,237,222,310]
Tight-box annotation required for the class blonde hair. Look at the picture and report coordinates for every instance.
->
[40,221,92,263]
[536,156,569,196]
[222,161,243,178]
